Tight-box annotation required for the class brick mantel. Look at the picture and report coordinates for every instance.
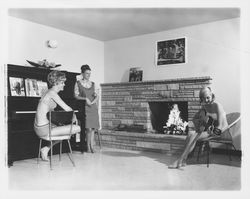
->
[101,76,211,87]
[101,76,212,132]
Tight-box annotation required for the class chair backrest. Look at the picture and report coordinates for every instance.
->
[220,112,241,139]
[49,111,74,126]
[226,112,241,128]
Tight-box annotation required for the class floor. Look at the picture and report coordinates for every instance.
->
[7,147,241,191]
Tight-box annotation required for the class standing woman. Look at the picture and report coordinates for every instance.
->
[74,64,100,153]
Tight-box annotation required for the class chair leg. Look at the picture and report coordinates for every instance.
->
[197,142,202,162]
[37,139,42,164]
[59,141,62,161]
[67,140,75,167]
[206,142,210,168]
[50,141,53,170]
[96,130,102,149]
[232,144,237,151]
[232,144,238,160]
[227,144,232,161]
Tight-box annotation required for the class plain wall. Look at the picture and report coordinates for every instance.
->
[104,18,241,149]
[8,16,105,89]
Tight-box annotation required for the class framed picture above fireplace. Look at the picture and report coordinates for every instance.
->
[156,37,186,66]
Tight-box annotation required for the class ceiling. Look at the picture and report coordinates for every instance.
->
[9,8,240,41]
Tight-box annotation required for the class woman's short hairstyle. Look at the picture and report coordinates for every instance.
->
[47,70,66,87]
[81,64,91,73]
[199,86,215,103]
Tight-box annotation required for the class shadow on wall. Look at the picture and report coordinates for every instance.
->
[121,68,130,82]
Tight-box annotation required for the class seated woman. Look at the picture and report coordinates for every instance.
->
[34,70,80,161]
[168,86,228,169]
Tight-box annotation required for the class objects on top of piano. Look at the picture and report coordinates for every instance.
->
[26,59,61,69]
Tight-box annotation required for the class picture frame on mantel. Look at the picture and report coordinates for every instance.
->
[129,67,143,82]
[156,37,186,66]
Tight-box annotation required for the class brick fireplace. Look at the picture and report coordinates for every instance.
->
[101,76,212,132]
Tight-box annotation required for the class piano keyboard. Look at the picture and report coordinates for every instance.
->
[15,111,36,114]
[15,110,79,114]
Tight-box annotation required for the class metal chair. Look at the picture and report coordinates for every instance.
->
[37,111,81,170]
[196,112,241,167]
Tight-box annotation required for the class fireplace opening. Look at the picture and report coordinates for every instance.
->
[148,101,188,134]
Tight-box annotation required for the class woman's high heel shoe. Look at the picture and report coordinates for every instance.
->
[90,144,95,153]
[168,164,180,169]
[86,147,92,153]
[90,148,95,153]
[168,160,181,169]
